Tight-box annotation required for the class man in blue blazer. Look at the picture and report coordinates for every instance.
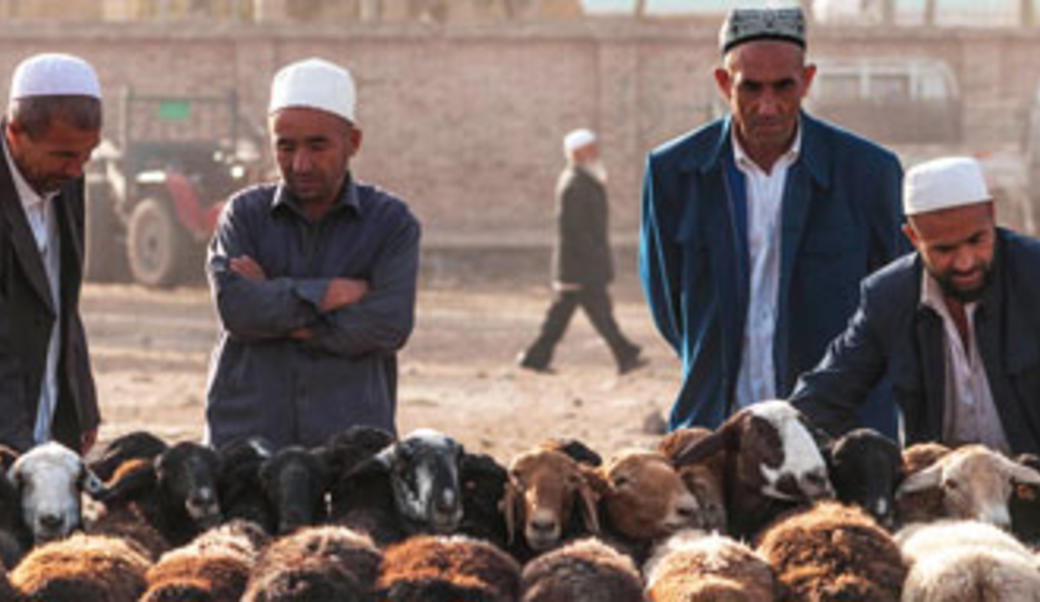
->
[792,157,1040,454]
[639,7,905,434]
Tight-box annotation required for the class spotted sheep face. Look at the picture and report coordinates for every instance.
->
[7,442,104,544]
[744,401,834,503]
[380,429,464,534]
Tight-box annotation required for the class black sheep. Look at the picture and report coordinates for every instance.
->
[217,436,277,534]
[259,446,331,534]
[826,428,903,529]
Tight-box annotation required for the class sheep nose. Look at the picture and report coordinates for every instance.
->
[435,490,458,514]
[39,514,63,530]
[531,517,557,534]
[677,503,698,519]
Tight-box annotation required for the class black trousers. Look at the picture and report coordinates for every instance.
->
[520,285,638,369]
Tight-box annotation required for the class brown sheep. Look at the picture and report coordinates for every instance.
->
[242,558,365,602]
[657,427,727,532]
[520,537,643,602]
[377,534,521,602]
[8,533,150,602]
[140,520,268,602]
[895,442,952,525]
[756,501,906,601]
[896,444,1040,529]
[644,529,776,602]
[503,447,599,554]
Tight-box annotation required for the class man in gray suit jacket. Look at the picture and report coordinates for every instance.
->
[0,54,103,453]
[518,129,645,375]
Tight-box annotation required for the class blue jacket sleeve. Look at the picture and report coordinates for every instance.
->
[790,281,890,436]
[207,198,323,340]
[869,153,909,269]
[301,213,421,358]
[639,154,683,354]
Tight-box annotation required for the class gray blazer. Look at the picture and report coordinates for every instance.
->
[552,166,613,286]
[0,134,98,451]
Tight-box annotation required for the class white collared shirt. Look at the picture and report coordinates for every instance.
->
[919,270,1010,453]
[732,126,802,410]
[3,137,62,445]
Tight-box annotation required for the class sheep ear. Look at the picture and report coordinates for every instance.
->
[577,477,601,535]
[895,463,943,498]
[97,458,157,503]
[1002,455,1040,486]
[80,466,107,499]
[501,478,520,546]
[0,445,20,473]
[673,422,736,467]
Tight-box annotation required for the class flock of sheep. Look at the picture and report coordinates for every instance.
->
[1,399,1040,601]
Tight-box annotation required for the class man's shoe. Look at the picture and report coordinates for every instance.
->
[516,352,554,374]
[617,353,649,375]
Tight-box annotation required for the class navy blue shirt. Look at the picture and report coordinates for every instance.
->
[205,177,420,449]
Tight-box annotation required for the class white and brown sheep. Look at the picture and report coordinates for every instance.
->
[376,534,521,602]
[643,529,776,601]
[8,533,150,602]
[895,442,952,526]
[674,400,834,540]
[520,537,643,602]
[895,444,1040,529]
[897,519,1040,601]
[756,501,906,601]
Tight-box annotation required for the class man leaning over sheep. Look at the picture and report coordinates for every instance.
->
[792,157,1040,455]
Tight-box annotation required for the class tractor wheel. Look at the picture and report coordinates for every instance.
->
[127,198,186,288]
[84,181,129,282]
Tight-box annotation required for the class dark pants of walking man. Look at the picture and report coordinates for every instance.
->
[520,286,642,373]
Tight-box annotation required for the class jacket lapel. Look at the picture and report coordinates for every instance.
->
[0,134,55,314]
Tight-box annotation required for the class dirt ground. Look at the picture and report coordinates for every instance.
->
[81,275,681,462]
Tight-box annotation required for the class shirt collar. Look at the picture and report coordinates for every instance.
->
[731,118,802,175]
[271,173,362,218]
[2,132,57,211]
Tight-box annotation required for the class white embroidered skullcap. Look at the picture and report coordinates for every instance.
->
[10,53,101,101]
[904,156,991,216]
[268,57,356,123]
[563,128,596,155]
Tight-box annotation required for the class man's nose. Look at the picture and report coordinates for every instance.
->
[291,150,313,172]
[953,247,976,272]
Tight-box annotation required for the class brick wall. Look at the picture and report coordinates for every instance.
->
[0,21,1036,246]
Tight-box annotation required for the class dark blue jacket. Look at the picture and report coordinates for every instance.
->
[639,112,905,434]
[791,228,1040,454]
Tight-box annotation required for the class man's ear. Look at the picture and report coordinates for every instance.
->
[714,67,733,101]
[902,222,919,249]
[801,63,817,97]
[347,126,363,159]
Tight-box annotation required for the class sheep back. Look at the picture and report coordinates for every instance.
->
[9,533,150,602]
[378,535,520,602]
[520,538,642,602]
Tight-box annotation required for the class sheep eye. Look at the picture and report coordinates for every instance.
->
[943,480,958,490]
[613,475,631,488]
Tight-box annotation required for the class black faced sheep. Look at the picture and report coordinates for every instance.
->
[520,537,643,602]
[896,444,1040,529]
[502,446,600,555]
[247,525,382,601]
[259,445,331,534]
[657,427,727,532]
[457,451,511,549]
[897,519,1040,601]
[7,441,105,545]
[674,400,834,540]
[825,428,903,529]
[376,534,521,602]
[755,501,906,601]
[216,436,277,534]
[8,533,150,602]
[329,429,466,546]
[644,529,777,602]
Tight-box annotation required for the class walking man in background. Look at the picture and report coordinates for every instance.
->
[639,7,905,434]
[518,128,646,375]
[205,57,421,449]
[0,53,103,452]
[793,157,1040,454]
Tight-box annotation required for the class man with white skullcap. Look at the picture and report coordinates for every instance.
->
[0,53,103,453]
[204,57,420,449]
[517,129,645,375]
[640,6,905,437]
[792,156,1040,454]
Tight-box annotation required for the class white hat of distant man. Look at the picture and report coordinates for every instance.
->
[268,57,356,123]
[10,53,101,101]
[563,128,596,155]
[903,156,991,216]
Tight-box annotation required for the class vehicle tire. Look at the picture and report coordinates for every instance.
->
[127,198,186,288]
[84,181,130,282]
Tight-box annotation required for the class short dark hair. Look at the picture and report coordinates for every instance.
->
[7,95,102,139]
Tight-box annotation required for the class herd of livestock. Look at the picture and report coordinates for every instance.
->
[1,399,1039,601]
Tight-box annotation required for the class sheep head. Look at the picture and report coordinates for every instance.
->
[155,442,223,529]
[896,444,1040,528]
[260,446,331,535]
[503,449,599,551]
[7,442,104,544]
[599,450,699,540]
[376,429,464,534]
